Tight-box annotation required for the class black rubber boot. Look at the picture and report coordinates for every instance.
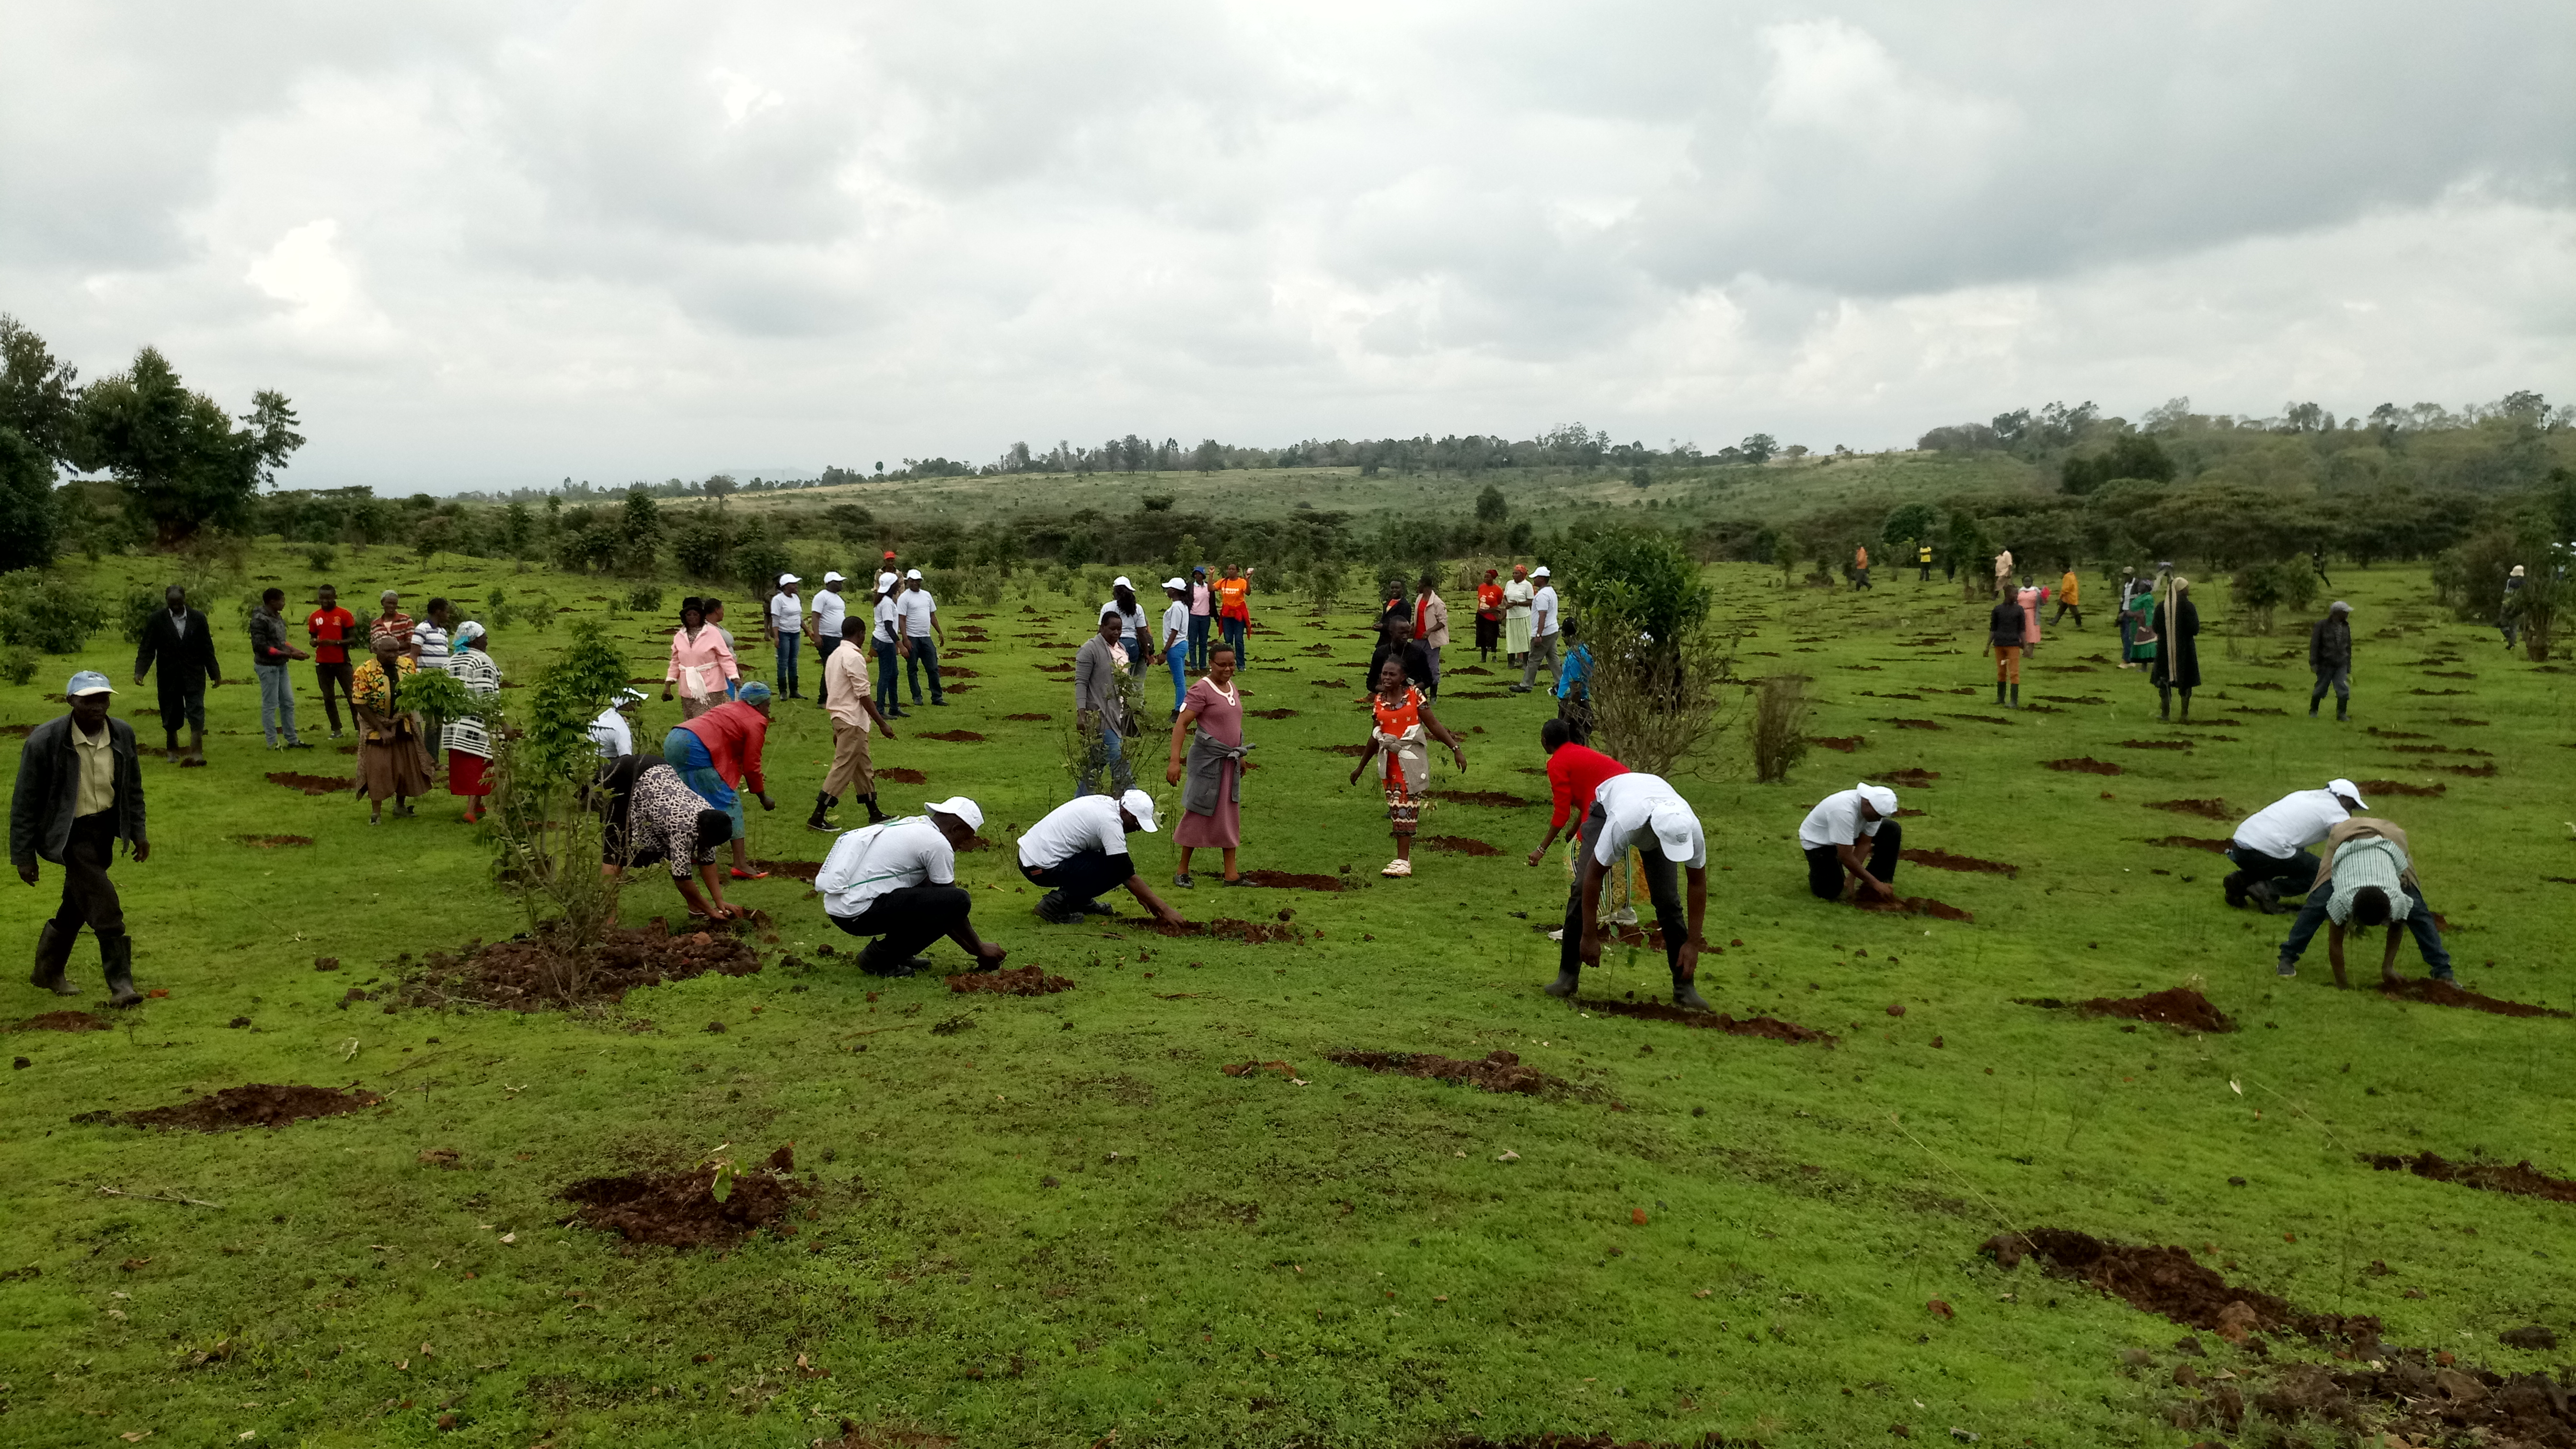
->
[2222,872,2249,908]
[806,792,836,832]
[1994,681,2006,706]
[1542,966,1581,999]
[1671,971,1712,1012]
[2179,689,2193,722]
[863,793,889,825]
[101,931,141,1008]
[2335,698,2348,723]
[2009,684,2019,709]
[32,920,80,996]
[2158,689,2171,721]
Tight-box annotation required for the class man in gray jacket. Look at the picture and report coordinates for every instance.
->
[11,672,150,1005]
[1074,609,1134,796]
[2308,600,2353,721]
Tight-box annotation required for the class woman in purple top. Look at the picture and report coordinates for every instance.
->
[1165,643,1247,887]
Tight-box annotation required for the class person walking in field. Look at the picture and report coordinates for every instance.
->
[664,597,740,720]
[1991,548,2013,599]
[870,582,906,718]
[1215,563,1254,667]
[1166,642,1249,888]
[2499,564,2526,650]
[1916,541,1932,581]
[1502,564,1534,666]
[1074,609,1136,797]
[306,584,359,738]
[807,571,848,712]
[13,672,150,1006]
[2053,566,2082,628]
[351,631,431,824]
[1364,612,1436,698]
[818,796,1009,978]
[2113,569,2140,665]
[1187,565,1213,672]
[1512,565,1559,693]
[1159,578,1192,713]
[248,587,312,750]
[443,621,500,824]
[2150,577,2200,720]
[1988,589,2025,708]
[2309,600,2354,721]
[1348,656,1470,878]
[662,683,780,879]
[811,630,898,831]
[2015,575,2046,656]
[1414,571,1450,697]
[133,585,222,767]
[765,573,805,700]
[1019,789,1186,926]
[1798,782,1901,903]
[1852,544,1871,590]
[1475,568,1504,662]
[2271,814,2453,984]
[1544,770,1714,1011]
[2222,778,2366,914]
[896,569,947,706]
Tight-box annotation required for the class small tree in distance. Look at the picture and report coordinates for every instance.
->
[73,345,303,546]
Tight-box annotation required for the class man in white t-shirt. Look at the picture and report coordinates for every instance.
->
[1799,782,1901,902]
[589,689,644,759]
[806,571,848,713]
[2225,778,2365,913]
[1017,788,1185,926]
[870,585,906,717]
[765,575,805,700]
[1158,578,1191,713]
[1513,565,1561,693]
[895,570,947,706]
[1546,770,1712,1009]
[816,796,1006,978]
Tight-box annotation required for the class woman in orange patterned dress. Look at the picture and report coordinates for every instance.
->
[1346,656,1468,877]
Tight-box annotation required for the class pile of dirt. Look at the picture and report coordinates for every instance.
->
[1982,1228,2378,1343]
[2045,757,2124,775]
[2116,739,2192,750]
[916,729,987,743]
[946,966,1074,995]
[1033,663,1074,673]
[1852,894,1973,922]
[1232,869,1346,891]
[2148,798,2232,819]
[2224,1355,2576,1448]
[121,1084,382,1132]
[2363,1150,2576,1203]
[2146,835,2231,852]
[14,1010,111,1032]
[265,771,355,795]
[1583,999,1837,1044]
[1138,917,1306,943]
[1885,718,1945,730]
[560,1145,806,1249]
[404,919,765,1011]
[1878,768,1940,789]
[1248,707,1300,719]
[1421,836,1502,856]
[1309,678,1349,689]
[880,768,928,784]
[1429,789,1534,808]
[2358,779,2445,797]
[2057,987,2236,1033]
[1001,713,1053,721]
[2446,761,2501,777]
[1806,736,1863,752]
[750,859,822,882]
[1900,847,2017,876]
[1330,1048,1570,1094]
[2380,977,2568,1019]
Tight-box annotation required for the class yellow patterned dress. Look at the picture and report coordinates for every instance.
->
[351,655,431,803]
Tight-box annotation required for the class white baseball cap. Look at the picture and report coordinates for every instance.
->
[1112,575,1133,589]
[1648,804,1700,862]
[905,568,923,580]
[1531,565,1551,578]
[1118,788,1159,832]
[1857,783,1898,816]
[2327,778,2367,809]
[822,570,845,583]
[1163,577,1187,591]
[611,687,646,707]
[926,796,985,832]
[778,574,801,585]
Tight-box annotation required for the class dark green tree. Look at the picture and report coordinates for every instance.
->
[1738,433,1777,465]
[2061,433,2176,495]
[71,346,303,545]
[618,486,662,574]
[1474,483,1506,524]
[0,316,80,570]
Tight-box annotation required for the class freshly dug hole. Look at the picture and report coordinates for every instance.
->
[1232,870,1347,892]
[2146,835,2231,852]
[1330,1049,1570,1094]
[1581,999,1838,1044]
[2045,757,2123,775]
[2148,798,2233,819]
[2379,978,2568,1019]
[265,771,356,795]
[119,1084,383,1132]
[1421,835,1501,856]
[1900,847,2017,876]
[561,1145,806,1249]
[1983,1228,2379,1343]
[404,919,764,1011]
[2061,986,2236,1033]
[1852,894,1973,922]
[1139,917,1306,943]
[2362,1150,2576,1203]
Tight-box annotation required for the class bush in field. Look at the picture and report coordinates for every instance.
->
[0,644,39,684]
[2229,558,2320,633]
[627,584,664,613]
[485,623,632,1005]
[1748,676,1813,784]
[0,571,110,654]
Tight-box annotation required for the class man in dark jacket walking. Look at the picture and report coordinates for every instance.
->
[12,672,150,1005]
[1988,592,2025,709]
[133,585,223,765]
[2308,600,2354,721]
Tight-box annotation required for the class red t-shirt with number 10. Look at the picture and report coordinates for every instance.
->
[307,606,357,664]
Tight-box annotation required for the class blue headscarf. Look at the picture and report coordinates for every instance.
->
[736,681,773,706]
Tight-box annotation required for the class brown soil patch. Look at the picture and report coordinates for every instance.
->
[265,771,355,795]
[2358,779,2445,797]
[1421,835,1501,856]
[2045,757,2123,775]
[1248,708,1300,719]
[403,919,764,1011]
[2444,716,2492,727]
[1983,1228,2377,1343]
[1330,1048,1570,1093]
[1807,736,1862,752]
[2444,761,2498,777]
[234,834,314,847]
[2116,739,2191,750]
[1034,663,1074,673]
[938,667,980,678]
[2148,798,2231,819]
[1234,870,1347,892]
[122,1084,382,1132]
[1313,743,1373,757]
[0,724,29,736]
[916,730,987,743]
[1138,917,1306,943]
[751,859,821,882]
[1309,679,1348,689]
[2062,986,2236,1033]
[2367,725,2431,738]
[1001,713,1053,721]
[1901,848,2017,877]
[1885,718,1945,730]
[2227,1355,2576,1449]
[2363,1150,2576,1203]
[1583,999,1838,1044]
[1430,790,1534,808]
[2380,977,2568,1019]
[1879,768,1939,789]
[561,1145,806,1249]
[947,966,1074,995]
[15,1011,111,1032]
[880,768,928,784]
[2146,835,2231,852]
[1852,894,1973,922]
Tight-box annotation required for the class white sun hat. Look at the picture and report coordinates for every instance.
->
[926,795,985,832]
[1118,788,1159,832]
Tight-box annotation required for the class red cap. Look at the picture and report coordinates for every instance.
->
[883,551,896,559]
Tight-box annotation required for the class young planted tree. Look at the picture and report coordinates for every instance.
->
[1563,529,1737,778]
[480,623,631,1005]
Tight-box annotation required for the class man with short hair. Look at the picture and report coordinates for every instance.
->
[817,796,1008,978]
[132,585,222,766]
[1512,565,1560,693]
[2309,600,2354,721]
[1018,788,1186,926]
[810,630,896,830]
[1916,541,1932,582]
[766,574,805,699]
[1545,770,1712,1011]
[2223,779,2367,913]
[1365,612,1437,697]
[1798,782,1902,902]
[896,569,945,706]
[249,587,313,750]
[807,571,848,712]
[1074,609,1134,796]
[306,584,358,738]
[2273,815,2453,985]
[12,673,149,1006]
[1527,718,1626,867]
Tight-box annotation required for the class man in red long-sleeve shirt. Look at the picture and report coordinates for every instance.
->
[663,684,778,880]
[1527,719,1626,866]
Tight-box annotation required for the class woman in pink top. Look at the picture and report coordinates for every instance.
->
[2016,576,2047,653]
[662,597,741,720]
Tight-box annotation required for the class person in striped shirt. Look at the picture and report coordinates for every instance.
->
[2273,817,2453,986]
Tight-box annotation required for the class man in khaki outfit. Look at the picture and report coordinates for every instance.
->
[808,633,897,831]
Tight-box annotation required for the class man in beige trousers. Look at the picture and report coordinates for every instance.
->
[808,633,897,831]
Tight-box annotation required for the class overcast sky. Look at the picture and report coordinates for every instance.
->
[4,1,2570,492]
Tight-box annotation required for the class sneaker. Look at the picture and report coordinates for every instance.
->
[1034,892,1081,925]
[1547,928,1565,942]
[1381,858,1411,877]
[1173,872,1195,889]
[286,739,314,750]
[2276,961,2297,978]
[1608,905,1639,927]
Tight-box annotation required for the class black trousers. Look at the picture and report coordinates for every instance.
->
[2225,843,2319,896]
[51,812,126,937]
[829,885,975,960]
[1020,850,1135,909]
[156,680,206,737]
[812,635,840,707]
[314,661,355,731]
[1561,805,1689,976]
[1804,821,1903,899]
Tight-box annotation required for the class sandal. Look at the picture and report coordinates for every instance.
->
[730,866,770,880]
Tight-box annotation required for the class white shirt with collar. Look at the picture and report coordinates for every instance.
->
[2231,789,2352,860]
[1797,789,1885,850]
[816,816,956,918]
[812,589,847,639]
[1590,772,1706,868]
[1018,795,1130,870]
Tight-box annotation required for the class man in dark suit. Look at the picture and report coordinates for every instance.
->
[11,672,150,1006]
[132,584,223,765]
[1364,610,1436,697]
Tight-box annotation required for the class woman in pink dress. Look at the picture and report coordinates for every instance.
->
[2016,576,2047,655]
[1165,642,1249,886]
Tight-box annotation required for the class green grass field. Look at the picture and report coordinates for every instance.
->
[4,547,2572,1448]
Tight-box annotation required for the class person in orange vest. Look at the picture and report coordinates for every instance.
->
[1852,544,1872,590]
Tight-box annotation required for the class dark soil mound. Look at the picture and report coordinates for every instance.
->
[2444,716,2491,727]
[2445,761,2500,776]
[2070,987,2236,1033]
[1807,736,1863,752]
[1138,917,1306,943]
[916,729,987,743]
[1034,663,1074,673]
[2380,977,2568,1019]
[2230,1355,2576,1448]
[2116,739,2192,750]
[2366,726,2430,739]
[2363,1150,2576,1203]
[1330,1048,1569,1094]
[15,1010,111,1032]
[405,919,764,1011]
[2358,779,2445,797]
[1983,1229,2377,1343]
[1234,870,1347,891]
[1309,678,1348,689]
[265,771,355,795]
[1879,768,1939,789]
[1001,713,1053,721]
[880,768,928,784]
[1852,894,1972,922]
[1313,743,1373,757]
[1422,835,1501,856]
[2045,757,2123,775]
[1900,847,2017,876]
[1430,790,1535,808]
[2146,835,2231,852]
[1885,718,1945,730]
[561,1146,805,1249]
[2148,798,2232,819]
[947,966,1074,995]
[123,1084,382,1132]
[751,859,822,881]
[1248,708,1300,719]
[1583,999,1837,1043]
[235,834,314,847]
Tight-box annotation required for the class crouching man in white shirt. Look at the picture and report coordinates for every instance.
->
[815,795,1008,978]
[1546,771,1713,1011]
[1017,788,1187,927]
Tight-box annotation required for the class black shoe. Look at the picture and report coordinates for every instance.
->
[1079,898,1118,917]
[863,794,890,825]
[1034,892,1081,925]
[806,793,836,832]
[101,932,141,1008]
[857,944,919,978]
[2248,880,2287,915]
[930,699,949,707]
[1542,967,1581,999]
[1672,977,1713,1012]
[2222,872,2249,909]
[31,920,79,996]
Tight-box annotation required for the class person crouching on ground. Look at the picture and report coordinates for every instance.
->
[1018,788,1186,926]
[1349,655,1468,878]
[1799,782,1901,902]
[2222,778,2366,914]
[2309,600,2354,721]
[662,681,779,880]
[2272,815,2453,986]
[595,753,743,922]
[1543,770,1713,1011]
[1988,589,2025,709]
[13,672,149,1006]
[816,795,1008,978]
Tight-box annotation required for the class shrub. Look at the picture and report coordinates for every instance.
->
[627,584,664,613]
[305,543,336,573]
[1748,676,1813,784]
[0,644,39,685]
[2230,559,2320,633]
[0,572,111,654]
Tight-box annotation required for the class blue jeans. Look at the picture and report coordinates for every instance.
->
[661,726,746,840]
[1076,728,1133,797]
[255,663,299,745]
[874,639,900,710]
[774,636,800,696]
[2277,879,2452,978]
[1187,614,1211,671]
[1165,641,1188,711]
[1219,615,1246,664]
[905,635,942,703]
